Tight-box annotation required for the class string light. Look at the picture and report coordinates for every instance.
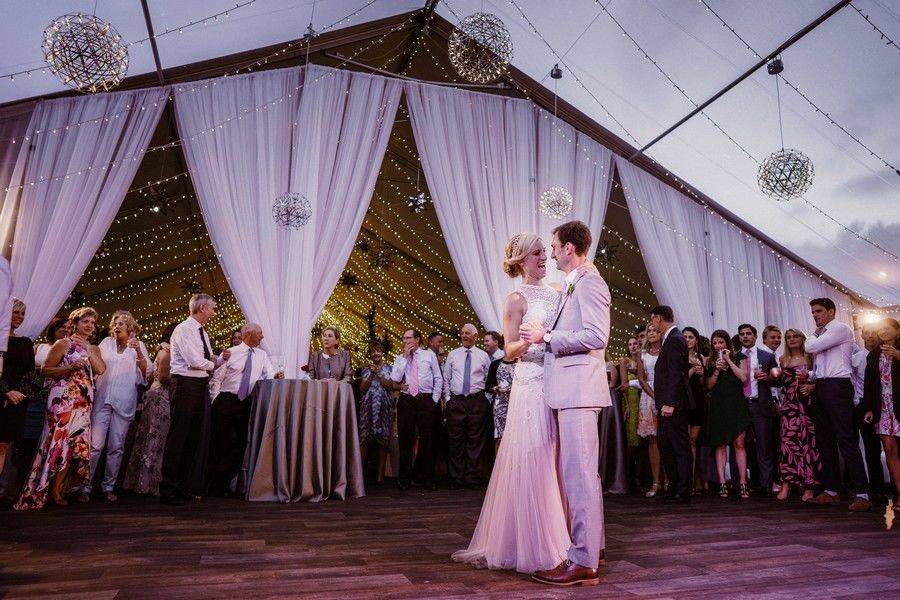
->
[848,1,900,54]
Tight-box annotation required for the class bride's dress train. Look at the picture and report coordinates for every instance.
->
[451,283,570,573]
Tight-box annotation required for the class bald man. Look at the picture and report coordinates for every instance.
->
[443,323,492,488]
[208,323,283,496]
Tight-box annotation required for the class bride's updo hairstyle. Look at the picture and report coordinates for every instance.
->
[503,232,540,278]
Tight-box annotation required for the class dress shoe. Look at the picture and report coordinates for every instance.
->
[848,497,872,512]
[532,560,599,587]
[806,492,840,506]
[104,491,118,502]
[160,495,188,506]
[664,494,691,504]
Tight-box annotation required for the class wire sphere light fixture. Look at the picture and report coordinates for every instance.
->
[42,13,129,93]
[448,12,513,83]
[272,192,312,229]
[758,57,814,201]
[758,148,814,201]
[539,65,574,219]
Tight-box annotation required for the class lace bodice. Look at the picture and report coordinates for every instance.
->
[517,283,560,366]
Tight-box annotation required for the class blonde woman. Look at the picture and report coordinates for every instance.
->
[637,324,663,497]
[16,307,105,510]
[0,298,37,482]
[80,310,150,502]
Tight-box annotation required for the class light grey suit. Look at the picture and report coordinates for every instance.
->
[545,268,611,568]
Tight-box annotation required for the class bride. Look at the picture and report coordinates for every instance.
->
[451,232,571,573]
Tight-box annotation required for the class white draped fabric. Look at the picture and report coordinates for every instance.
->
[175,64,401,377]
[405,82,614,329]
[2,89,167,338]
[615,156,854,334]
[0,102,36,256]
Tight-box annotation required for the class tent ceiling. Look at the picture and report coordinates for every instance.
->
[2,0,897,308]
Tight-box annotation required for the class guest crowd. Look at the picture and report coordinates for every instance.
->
[0,277,897,514]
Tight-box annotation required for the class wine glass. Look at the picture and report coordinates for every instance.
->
[270,355,285,378]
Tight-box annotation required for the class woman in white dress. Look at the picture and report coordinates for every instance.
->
[637,324,663,497]
[452,232,571,574]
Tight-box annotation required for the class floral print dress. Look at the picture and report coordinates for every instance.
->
[778,365,820,488]
[876,353,899,437]
[358,364,394,445]
[124,343,172,495]
[15,340,94,510]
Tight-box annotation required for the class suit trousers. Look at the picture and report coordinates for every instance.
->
[397,393,436,485]
[446,391,489,486]
[208,392,250,495]
[658,408,691,498]
[747,400,777,490]
[558,408,605,569]
[161,375,210,500]
[853,402,885,494]
[811,378,869,496]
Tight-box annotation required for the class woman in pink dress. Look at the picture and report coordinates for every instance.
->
[452,233,571,573]
[15,307,105,510]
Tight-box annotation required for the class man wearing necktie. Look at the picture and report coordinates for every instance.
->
[443,324,492,488]
[161,294,227,505]
[208,323,282,497]
[390,329,443,490]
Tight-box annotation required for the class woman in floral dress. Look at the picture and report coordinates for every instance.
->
[637,325,662,497]
[15,307,105,510]
[124,326,175,496]
[776,328,819,502]
[358,342,395,484]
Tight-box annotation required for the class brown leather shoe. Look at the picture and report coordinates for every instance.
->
[848,497,872,512]
[532,560,599,586]
[806,492,839,506]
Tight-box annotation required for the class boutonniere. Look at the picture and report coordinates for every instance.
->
[566,283,575,297]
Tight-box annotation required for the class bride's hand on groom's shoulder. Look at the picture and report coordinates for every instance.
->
[575,262,599,277]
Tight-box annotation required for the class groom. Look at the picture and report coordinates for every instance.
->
[520,220,610,587]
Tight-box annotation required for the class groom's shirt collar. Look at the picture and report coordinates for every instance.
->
[564,269,578,287]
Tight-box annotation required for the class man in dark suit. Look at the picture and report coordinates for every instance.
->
[736,324,779,496]
[650,305,695,504]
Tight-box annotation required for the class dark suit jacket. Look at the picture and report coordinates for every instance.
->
[737,347,778,417]
[654,327,695,412]
[863,344,900,424]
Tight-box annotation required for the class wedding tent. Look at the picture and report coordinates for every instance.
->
[2,1,897,376]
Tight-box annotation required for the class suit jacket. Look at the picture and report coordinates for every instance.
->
[863,343,900,423]
[544,269,612,410]
[654,327,695,413]
[737,347,778,417]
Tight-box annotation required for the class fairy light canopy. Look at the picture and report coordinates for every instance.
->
[1,1,896,352]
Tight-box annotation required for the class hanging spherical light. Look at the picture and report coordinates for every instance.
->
[539,186,574,219]
[448,12,513,83]
[407,191,428,214]
[272,192,312,229]
[758,148,814,201]
[42,13,129,93]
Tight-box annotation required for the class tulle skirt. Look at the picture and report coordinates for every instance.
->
[451,361,570,573]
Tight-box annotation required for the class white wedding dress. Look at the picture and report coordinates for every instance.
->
[451,283,571,573]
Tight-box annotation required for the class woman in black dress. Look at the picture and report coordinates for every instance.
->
[0,298,37,489]
[682,327,706,495]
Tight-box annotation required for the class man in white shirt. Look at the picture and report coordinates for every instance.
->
[805,297,871,511]
[737,324,779,496]
[851,325,886,497]
[483,331,505,362]
[443,324,492,488]
[391,328,442,490]
[208,323,282,497]
[0,256,13,378]
[161,293,223,505]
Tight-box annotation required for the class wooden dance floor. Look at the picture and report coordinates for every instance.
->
[1,488,897,599]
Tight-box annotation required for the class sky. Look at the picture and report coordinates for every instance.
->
[1,0,898,305]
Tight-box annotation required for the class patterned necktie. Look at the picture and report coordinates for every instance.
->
[199,326,211,360]
[238,348,254,400]
[462,349,472,396]
[407,351,420,396]
[743,353,753,398]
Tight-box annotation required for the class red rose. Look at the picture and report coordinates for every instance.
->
[301,365,310,373]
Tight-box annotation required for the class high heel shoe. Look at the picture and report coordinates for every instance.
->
[645,483,660,498]
[739,483,750,499]
[718,483,729,498]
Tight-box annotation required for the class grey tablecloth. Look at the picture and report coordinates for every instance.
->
[240,379,365,502]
